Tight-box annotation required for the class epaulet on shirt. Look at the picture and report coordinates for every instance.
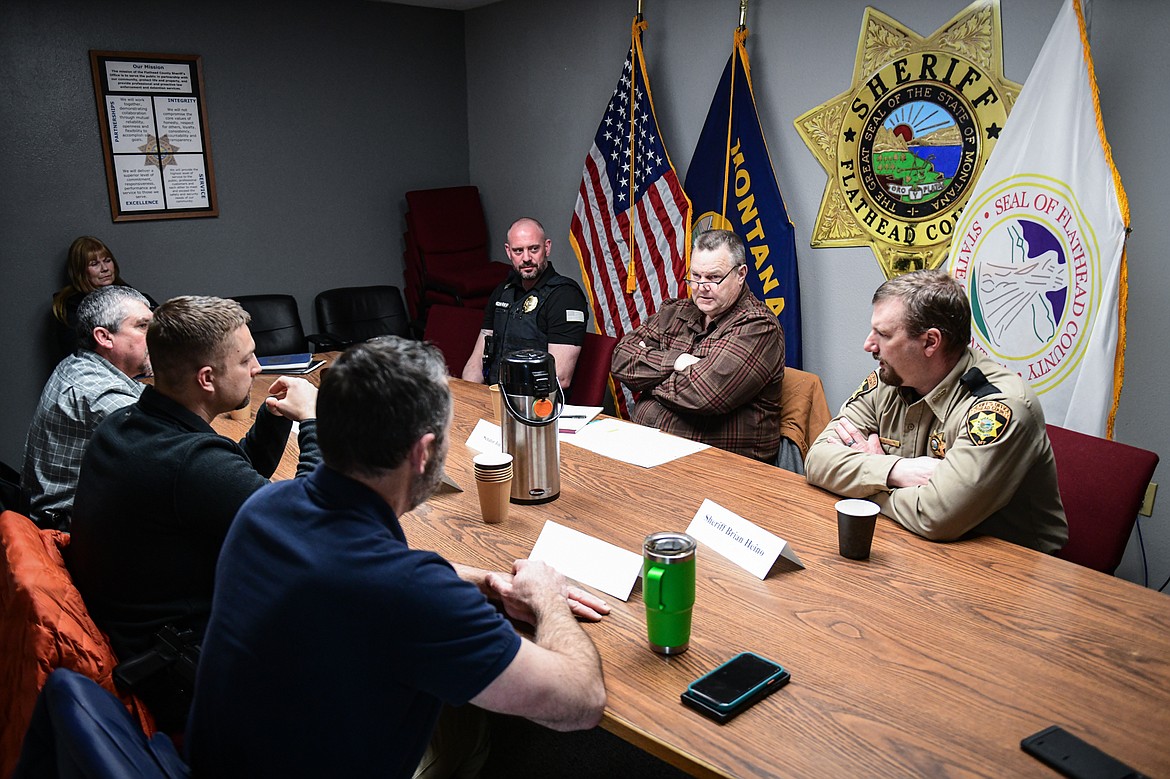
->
[847,371,879,404]
[959,367,1000,398]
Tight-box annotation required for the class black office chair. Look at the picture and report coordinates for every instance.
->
[0,459,25,514]
[14,668,189,779]
[231,294,311,357]
[314,286,411,348]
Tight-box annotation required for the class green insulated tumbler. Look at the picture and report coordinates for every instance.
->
[643,532,697,655]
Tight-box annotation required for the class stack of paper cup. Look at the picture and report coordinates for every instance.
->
[473,452,513,523]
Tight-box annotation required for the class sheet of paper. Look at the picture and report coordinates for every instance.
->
[685,498,803,579]
[558,404,603,433]
[465,419,502,454]
[529,520,643,601]
[562,417,708,467]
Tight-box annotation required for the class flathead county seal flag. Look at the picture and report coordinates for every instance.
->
[947,0,1128,438]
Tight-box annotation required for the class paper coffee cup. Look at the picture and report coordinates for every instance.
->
[476,471,511,524]
[835,499,879,560]
[489,384,503,422]
[473,451,513,470]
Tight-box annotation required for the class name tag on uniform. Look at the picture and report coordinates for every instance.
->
[565,309,585,322]
[494,301,510,309]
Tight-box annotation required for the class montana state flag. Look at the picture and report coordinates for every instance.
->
[685,27,802,368]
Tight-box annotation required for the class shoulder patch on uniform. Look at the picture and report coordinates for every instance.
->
[565,309,585,323]
[960,367,1001,399]
[966,400,1012,446]
[847,371,879,404]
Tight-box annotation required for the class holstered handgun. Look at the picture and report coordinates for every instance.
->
[114,625,200,691]
[481,334,494,383]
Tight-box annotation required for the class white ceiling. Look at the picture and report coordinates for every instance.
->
[373,0,501,10]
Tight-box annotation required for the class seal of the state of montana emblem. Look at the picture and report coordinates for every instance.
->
[794,0,1020,279]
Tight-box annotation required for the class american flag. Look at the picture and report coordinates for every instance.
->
[570,18,692,414]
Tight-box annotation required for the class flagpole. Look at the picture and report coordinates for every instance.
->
[572,6,692,411]
[722,2,750,223]
[684,0,802,365]
[625,11,645,294]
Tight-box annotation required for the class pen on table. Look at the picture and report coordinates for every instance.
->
[561,414,588,419]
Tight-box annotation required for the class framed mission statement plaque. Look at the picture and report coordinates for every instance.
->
[90,50,219,222]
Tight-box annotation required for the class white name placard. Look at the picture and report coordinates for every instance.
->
[685,499,803,579]
[529,520,642,601]
[465,419,501,454]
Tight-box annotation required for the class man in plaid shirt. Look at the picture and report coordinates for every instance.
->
[611,230,785,462]
[22,285,152,530]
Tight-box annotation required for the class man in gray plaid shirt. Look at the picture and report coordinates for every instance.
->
[22,285,152,530]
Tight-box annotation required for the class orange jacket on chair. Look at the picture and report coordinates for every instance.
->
[0,510,154,777]
[778,368,832,458]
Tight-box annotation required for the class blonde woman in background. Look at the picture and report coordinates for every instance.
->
[52,236,155,353]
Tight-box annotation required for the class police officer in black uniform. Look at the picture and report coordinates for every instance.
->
[462,218,589,390]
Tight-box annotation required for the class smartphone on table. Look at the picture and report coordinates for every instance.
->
[1020,725,1145,779]
[680,651,790,724]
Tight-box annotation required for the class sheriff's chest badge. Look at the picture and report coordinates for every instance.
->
[794,0,1020,279]
[929,430,947,458]
[522,294,539,314]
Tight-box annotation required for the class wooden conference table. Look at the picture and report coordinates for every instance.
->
[217,360,1170,778]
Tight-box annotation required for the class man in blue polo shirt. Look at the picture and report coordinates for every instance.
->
[189,337,608,777]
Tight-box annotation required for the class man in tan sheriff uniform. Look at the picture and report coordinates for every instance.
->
[805,269,1067,553]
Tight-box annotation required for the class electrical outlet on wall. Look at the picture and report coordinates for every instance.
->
[1140,482,1157,517]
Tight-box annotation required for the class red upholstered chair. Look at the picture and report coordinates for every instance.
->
[423,304,487,377]
[1046,425,1159,575]
[0,511,155,777]
[402,186,509,323]
[567,332,618,407]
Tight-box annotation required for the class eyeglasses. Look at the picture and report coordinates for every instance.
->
[684,267,739,291]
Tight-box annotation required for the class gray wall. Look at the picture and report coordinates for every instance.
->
[4,0,1166,588]
[0,0,468,461]
[465,0,1169,588]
